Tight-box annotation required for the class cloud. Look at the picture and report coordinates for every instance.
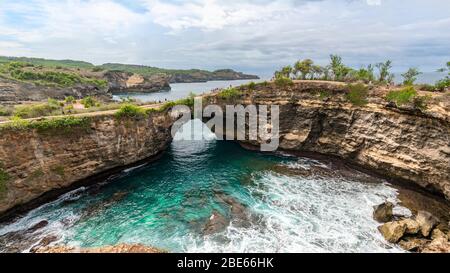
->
[0,0,449,73]
[366,0,381,6]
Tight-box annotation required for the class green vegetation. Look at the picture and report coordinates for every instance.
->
[115,104,148,119]
[402,68,422,85]
[0,105,13,116]
[346,83,369,106]
[274,55,395,85]
[0,56,94,69]
[14,99,62,119]
[0,61,107,88]
[51,166,65,177]
[318,90,332,100]
[0,162,9,197]
[274,77,294,88]
[385,86,430,110]
[247,81,256,90]
[158,93,196,112]
[218,87,242,100]
[81,96,99,108]
[0,116,91,133]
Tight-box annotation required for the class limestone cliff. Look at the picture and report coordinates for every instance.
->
[204,81,450,200]
[0,111,174,216]
[104,71,171,94]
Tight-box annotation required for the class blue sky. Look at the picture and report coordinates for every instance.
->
[0,0,449,75]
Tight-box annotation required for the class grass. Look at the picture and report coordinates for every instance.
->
[0,116,91,134]
[51,166,65,177]
[217,87,242,100]
[115,104,148,119]
[0,61,107,88]
[386,86,418,107]
[346,83,369,106]
[274,77,294,88]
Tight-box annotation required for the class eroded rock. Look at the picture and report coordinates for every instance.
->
[378,221,407,243]
[398,237,430,252]
[373,202,394,223]
[203,211,230,236]
[416,211,440,237]
[400,219,421,235]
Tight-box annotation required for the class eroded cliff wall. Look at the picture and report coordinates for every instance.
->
[204,81,450,200]
[0,111,174,215]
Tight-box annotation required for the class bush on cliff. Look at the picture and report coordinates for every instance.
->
[346,83,369,106]
[115,104,147,119]
[14,99,62,118]
[274,77,294,88]
[218,87,242,100]
[0,116,91,133]
[386,86,418,107]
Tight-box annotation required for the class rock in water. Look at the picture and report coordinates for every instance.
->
[373,202,394,223]
[203,211,230,236]
[378,221,407,243]
[400,219,421,235]
[416,211,439,237]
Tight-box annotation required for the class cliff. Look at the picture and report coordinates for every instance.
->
[204,81,450,200]
[0,110,174,217]
[104,71,171,94]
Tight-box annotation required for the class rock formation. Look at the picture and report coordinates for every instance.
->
[203,80,450,200]
[104,71,171,94]
[0,110,175,217]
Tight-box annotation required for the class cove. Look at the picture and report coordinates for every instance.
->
[0,120,427,253]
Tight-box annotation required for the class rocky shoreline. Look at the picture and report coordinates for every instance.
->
[374,202,450,252]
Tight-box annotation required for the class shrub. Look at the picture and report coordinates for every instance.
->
[386,86,418,107]
[65,96,75,104]
[0,116,91,133]
[0,105,13,116]
[218,87,242,100]
[402,68,421,86]
[247,81,256,90]
[81,96,97,108]
[346,83,369,106]
[14,102,60,118]
[319,90,332,100]
[412,95,431,111]
[274,77,294,88]
[435,78,450,92]
[115,104,147,119]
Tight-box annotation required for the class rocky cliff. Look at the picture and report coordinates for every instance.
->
[0,77,111,103]
[168,69,259,83]
[0,111,174,217]
[204,81,450,200]
[104,71,171,94]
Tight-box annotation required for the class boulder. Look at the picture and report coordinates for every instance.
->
[431,229,448,241]
[415,211,439,237]
[398,237,430,252]
[400,219,420,235]
[373,202,394,223]
[421,238,450,253]
[378,221,407,243]
[203,211,230,236]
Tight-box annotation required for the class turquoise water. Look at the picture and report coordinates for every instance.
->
[0,121,408,253]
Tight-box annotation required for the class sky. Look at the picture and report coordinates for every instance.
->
[0,0,449,76]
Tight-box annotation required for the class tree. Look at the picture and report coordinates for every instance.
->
[329,55,352,81]
[401,68,422,86]
[280,65,293,78]
[294,59,313,80]
[376,60,394,84]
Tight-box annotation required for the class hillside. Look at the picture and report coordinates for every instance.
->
[0,56,259,83]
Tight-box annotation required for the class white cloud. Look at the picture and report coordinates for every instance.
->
[0,0,449,73]
[366,0,381,6]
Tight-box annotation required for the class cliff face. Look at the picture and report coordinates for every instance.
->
[0,111,174,216]
[0,78,111,103]
[104,71,171,94]
[204,81,450,200]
